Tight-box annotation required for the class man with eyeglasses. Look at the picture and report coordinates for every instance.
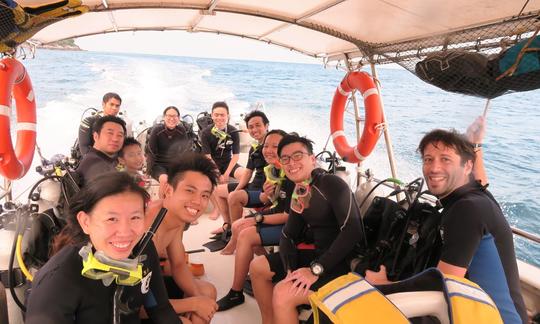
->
[248,134,363,324]
[147,106,196,180]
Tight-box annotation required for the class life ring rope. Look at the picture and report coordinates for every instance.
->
[330,71,384,163]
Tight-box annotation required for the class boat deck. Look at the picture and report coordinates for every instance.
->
[183,212,262,324]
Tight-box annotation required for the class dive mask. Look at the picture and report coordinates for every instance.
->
[211,126,229,142]
[79,244,143,287]
[290,180,312,214]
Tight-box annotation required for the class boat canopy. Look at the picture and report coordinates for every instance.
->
[11,0,540,64]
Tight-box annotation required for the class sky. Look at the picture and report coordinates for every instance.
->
[75,30,321,64]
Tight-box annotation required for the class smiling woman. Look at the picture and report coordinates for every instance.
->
[24,172,181,324]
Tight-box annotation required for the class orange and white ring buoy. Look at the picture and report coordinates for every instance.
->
[0,58,37,180]
[330,71,383,163]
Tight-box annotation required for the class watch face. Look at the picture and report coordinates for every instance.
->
[255,214,263,223]
[311,263,323,275]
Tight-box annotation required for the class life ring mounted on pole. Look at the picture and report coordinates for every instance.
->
[330,71,384,163]
[0,58,37,180]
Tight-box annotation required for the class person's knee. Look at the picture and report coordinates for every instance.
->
[198,280,217,300]
[272,281,292,308]
[250,256,270,279]
[238,226,258,247]
[227,190,247,206]
[216,183,229,198]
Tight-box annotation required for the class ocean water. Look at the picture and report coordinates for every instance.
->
[7,49,540,266]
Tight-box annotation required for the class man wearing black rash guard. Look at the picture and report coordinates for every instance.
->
[249,134,363,324]
[77,92,132,156]
[212,111,270,231]
[76,115,126,186]
[199,102,243,180]
[366,118,526,324]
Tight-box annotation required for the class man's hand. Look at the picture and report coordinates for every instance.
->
[231,217,256,234]
[192,296,218,322]
[365,265,391,285]
[283,267,318,296]
[466,116,486,144]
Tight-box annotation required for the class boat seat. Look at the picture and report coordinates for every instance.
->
[386,290,449,324]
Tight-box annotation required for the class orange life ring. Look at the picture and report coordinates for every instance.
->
[330,71,383,163]
[0,58,36,180]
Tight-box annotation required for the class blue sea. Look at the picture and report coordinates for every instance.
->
[11,49,540,266]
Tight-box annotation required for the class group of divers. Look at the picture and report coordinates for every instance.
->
[21,91,528,324]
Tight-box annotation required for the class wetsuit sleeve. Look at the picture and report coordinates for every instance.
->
[25,254,80,324]
[200,128,212,155]
[148,126,159,159]
[231,128,240,154]
[143,241,182,323]
[316,175,363,272]
[78,116,95,155]
[439,199,485,268]
[279,208,306,271]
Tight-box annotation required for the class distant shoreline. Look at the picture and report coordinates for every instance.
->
[37,45,83,51]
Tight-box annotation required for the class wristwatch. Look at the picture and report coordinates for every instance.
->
[310,261,324,276]
[254,213,265,224]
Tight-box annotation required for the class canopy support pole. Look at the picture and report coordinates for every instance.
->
[370,62,400,183]
[344,56,363,187]
[483,98,491,117]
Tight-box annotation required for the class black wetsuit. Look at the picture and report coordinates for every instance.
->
[78,114,100,156]
[76,147,117,186]
[147,123,193,178]
[277,168,363,289]
[26,242,180,324]
[439,181,526,323]
[200,124,240,174]
[245,144,267,190]
[227,144,267,192]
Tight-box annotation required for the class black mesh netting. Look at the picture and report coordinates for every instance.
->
[358,10,540,99]
[0,0,87,53]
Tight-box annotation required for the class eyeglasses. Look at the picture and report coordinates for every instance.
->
[290,182,311,214]
[279,151,309,165]
[165,114,179,119]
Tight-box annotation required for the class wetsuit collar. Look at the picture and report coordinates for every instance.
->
[90,147,118,161]
[310,168,327,184]
[439,180,485,208]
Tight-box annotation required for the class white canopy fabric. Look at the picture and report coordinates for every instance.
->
[21,0,540,63]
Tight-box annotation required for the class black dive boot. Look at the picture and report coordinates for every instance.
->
[217,289,245,311]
